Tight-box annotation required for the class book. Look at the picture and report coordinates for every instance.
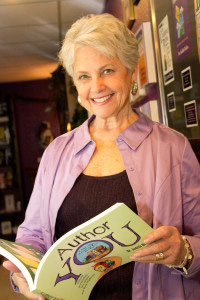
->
[0,126,10,145]
[0,203,153,300]
[0,116,9,123]
[0,101,8,117]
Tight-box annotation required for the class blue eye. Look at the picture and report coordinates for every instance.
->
[103,69,113,74]
[79,74,88,80]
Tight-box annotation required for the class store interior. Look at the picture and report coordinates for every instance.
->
[0,0,199,298]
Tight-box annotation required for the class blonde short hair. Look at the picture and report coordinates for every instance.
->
[58,13,139,78]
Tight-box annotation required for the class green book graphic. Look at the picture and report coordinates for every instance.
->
[0,203,153,300]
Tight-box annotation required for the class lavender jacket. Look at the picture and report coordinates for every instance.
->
[16,112,200,299]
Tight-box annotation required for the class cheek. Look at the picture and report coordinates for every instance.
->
[75,88,91,110]
[76,84,88,98]
[124,80,132,94]
[74,84,81,96]
[119,82,131,97]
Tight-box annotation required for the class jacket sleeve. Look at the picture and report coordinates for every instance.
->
[15,149,48,254]
[180,138,200,278]
[9,153,48,293]
[15,131,75,254]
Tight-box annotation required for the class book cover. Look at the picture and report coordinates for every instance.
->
[0,203,153,300]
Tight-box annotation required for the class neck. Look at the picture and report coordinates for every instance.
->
[89,109,138,141]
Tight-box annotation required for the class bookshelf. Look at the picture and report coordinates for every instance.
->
[0,96,24,240]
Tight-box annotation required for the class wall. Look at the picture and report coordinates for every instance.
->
[0,79,60,206]
[151,0,200,139]
[104,0,124,20]
[104,0,150,30]
[133,0,151,31]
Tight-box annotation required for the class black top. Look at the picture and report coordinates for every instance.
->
[55,170,137,300]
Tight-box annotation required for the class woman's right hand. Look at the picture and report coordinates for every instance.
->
[3,260,63,300]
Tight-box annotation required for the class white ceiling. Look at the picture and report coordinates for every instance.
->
[0,0,105,83]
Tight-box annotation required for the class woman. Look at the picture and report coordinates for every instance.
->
[3,13,200,300]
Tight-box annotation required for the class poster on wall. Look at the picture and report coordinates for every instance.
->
[167,91,176,112]
[181,66,193,91]
[194,0,200,62]
[184,100,198,127]
[171,0,192,61]
[135,22,156,87]
[136,26,148,86]
[158,15,175,85]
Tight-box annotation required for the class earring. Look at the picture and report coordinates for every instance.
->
[77,96,81,105]
[131,82,138,96]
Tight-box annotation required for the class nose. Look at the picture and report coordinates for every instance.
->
[91,76,105,93]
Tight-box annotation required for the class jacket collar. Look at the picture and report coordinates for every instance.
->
[119,111,154,151]
[73,115,95,155]
[73,111,154,155]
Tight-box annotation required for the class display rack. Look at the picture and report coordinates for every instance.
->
[0,96,24,240]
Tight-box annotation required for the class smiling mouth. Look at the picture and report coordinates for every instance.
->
[91,94,114,103]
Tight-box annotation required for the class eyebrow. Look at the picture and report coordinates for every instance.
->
[75,64,116,74]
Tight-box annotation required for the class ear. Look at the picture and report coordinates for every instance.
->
[131,65,138,82]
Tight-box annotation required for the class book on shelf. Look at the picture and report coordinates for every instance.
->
[0,172,6,189]
[0,116,9,123]
[0,149,6,165]
[0,148,12,166]
[0,202,153,300]
[1,221,12,236]
[4,194,15,212]
[0,125,10,145]
[0,171,13,189]
[0,101,8,117]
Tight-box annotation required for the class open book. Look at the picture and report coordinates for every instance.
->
[0,203,153,300]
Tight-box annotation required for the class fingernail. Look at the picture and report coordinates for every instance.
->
[144,237,150,244]
[130,253,139,259]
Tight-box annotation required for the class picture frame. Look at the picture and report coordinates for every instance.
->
[1,220,12,235]
[121,0,136,29]
[5,194,15,212]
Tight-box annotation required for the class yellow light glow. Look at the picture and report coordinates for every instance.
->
[67,122,71,132]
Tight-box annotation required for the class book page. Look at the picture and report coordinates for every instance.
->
[0,239,43,288]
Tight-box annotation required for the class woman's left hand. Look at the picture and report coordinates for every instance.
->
[130,226,186,267]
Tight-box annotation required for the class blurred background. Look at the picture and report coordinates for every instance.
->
[0,0,199,297]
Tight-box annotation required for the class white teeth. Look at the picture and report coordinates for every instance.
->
[92,95,111,103]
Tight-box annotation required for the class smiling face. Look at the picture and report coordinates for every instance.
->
[73,46,135,123]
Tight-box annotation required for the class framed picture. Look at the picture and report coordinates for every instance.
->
[5,194,15,212]
[121,0,136,28]
[1,220,12,235]
[184,100,198,128]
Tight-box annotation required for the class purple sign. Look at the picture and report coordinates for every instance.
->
[172,0,192,60]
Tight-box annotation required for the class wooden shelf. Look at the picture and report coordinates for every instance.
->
[0,98,24,240]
